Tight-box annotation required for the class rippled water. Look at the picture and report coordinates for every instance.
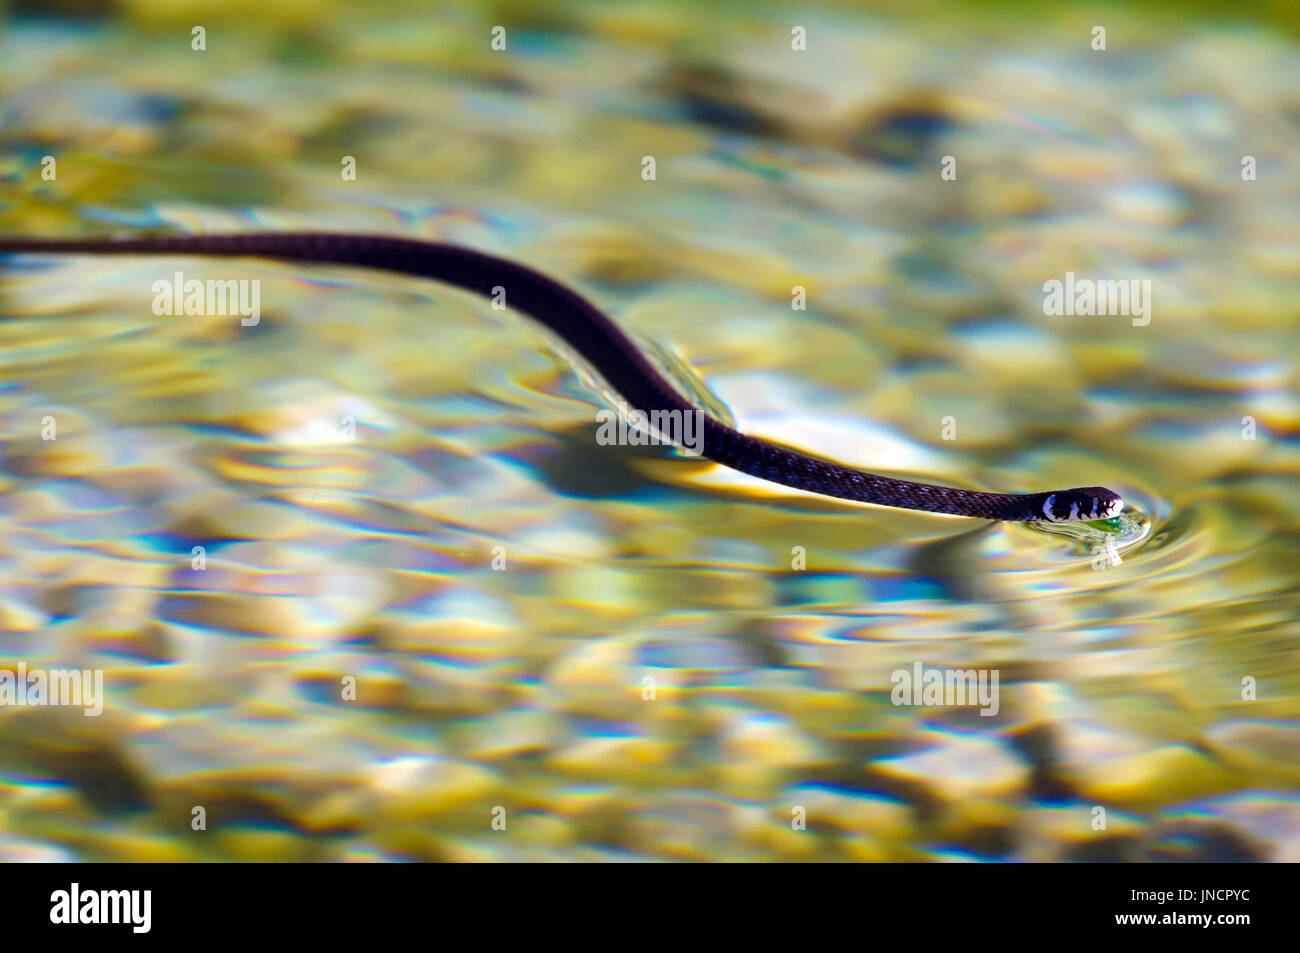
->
[0,3,1298,862]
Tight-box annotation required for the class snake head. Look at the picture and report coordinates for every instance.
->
[1040,487,1124,522]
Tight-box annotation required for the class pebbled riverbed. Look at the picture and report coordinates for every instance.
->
[0,1,1297,862]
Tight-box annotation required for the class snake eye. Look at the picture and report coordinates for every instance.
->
[1067,487,1124,521]
[1042,488,1123,521]
[1084,489,1124,520]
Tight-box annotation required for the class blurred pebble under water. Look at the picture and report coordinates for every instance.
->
[0,1,1298,861]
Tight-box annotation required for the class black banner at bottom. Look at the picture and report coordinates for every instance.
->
[0,861,1276,940]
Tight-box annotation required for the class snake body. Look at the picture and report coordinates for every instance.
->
[0,232,1123,522]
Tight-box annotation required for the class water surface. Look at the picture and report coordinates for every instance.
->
[0,1,1297,862]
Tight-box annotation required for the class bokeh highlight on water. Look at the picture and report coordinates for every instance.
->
[0,1,1298,861]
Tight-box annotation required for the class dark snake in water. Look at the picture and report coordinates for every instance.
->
[0,232,1123,522]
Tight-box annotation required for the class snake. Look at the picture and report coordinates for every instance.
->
[0,232,1123,522]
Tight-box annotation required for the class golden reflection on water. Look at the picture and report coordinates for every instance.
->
[0,1,1298,862]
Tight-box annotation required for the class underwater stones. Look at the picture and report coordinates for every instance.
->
[621,794,744,862]
[124,716,378,826]
[290,652,405,710]
[399,658,520,717]
[1103,181,1191,229]
[550,566,638,613]
[163,553,384,641]
[1192,794,1300,863]
[347,755,499,828]
[547,633,671,721]
[74,830,199,864]
[378,594,521,655]
[0,833,80,863]
[786,784,914,841]
[229,387,396,448]
[1204,720,1300,787]
[323,840,403,863]
[0,596,48,632]
[69,613,172,663]
[1015,803,1145,863]
[374,595,525,712]
[1047,714,1148,777]
[0,784,98,860]
[3,415,114,479]
[186,500,322,544]
[377,596,526,714]
[1139,810,1268,863]
[122,658,253,712]
[1,1,1298,866]
[740,805,821,859]
[158,588,307,640]
[445,706,564,761]
[873,729,1030,802]
[211,826,315,862]
[1069,743,1241,809]
[0,704,151,813]
[712,708,825,794]
[548,730,683,784]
